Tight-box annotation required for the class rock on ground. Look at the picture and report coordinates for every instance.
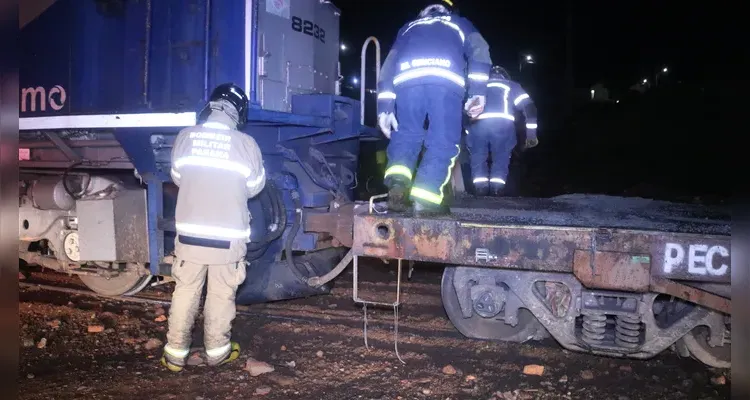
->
[244,358,275,377]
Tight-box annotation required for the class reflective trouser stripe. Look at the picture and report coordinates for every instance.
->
[490,177,506,184]
[206,343,231,358]
[384,165,413,181]
[411,187,441,204]
[473,177,489,183]
[164,344,189,359]
[410,144,460,205]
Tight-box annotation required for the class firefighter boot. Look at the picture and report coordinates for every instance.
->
[490,182,506,197]
[474,182,490,197]
[413,198,450,217]
[206,341,241,367]
[160,349,187,372]
[386,176,410,212]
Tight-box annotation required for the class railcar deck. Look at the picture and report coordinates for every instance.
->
[352,194,731,313]
[447,194,730,235]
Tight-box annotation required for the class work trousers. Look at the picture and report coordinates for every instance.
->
[467,119,517,193]
[383,84,463,206]
[164,256,247,365]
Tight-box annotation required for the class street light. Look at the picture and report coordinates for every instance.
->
[519,53,535,72]
[655,66,669,85]
[350,76,359,86]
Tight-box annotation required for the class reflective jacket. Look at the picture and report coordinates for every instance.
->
[474,78,538,140]
[376,12,492,113]
[170,121,266,265]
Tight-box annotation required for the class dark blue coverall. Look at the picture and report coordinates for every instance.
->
[377,9,492,209]
[468,79,537,195]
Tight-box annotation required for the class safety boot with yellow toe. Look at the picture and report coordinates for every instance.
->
[386,177,410,212]
[160,354,185,372]
[160,344,188,372]
[206,341,241,367]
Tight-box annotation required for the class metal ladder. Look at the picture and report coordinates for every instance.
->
[351,194,407,364]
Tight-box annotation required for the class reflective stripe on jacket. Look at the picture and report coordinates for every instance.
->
[476,79,538,132]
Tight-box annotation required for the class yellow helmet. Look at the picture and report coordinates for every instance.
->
[419,1,457,18]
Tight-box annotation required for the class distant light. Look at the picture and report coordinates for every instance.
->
[351,76,359,85]
[662,67,668,73]
[525,55,533,61]
[340,43,347,51]
[616,100,620,103]
[642,78,648,84]
[590,89,595,99]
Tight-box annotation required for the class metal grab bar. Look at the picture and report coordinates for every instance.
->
[360,37,381,125]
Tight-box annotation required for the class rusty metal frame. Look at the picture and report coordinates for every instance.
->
[650,277,730,314]
[304,202,358,248]
[352,214,731,313]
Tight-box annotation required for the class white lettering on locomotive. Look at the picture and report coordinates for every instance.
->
[20,85,67,112]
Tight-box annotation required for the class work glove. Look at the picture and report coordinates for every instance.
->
[378,112,399,139]
[524,128,539,149]
[464,95,486,119]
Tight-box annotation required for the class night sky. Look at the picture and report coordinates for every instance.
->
[336,0,726,94]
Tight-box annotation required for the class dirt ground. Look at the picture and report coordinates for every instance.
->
[18,267,730,400]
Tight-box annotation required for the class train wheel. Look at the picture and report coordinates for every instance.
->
[124,275,154,296]
[677,324,731,369]
[79,274,152,297]
[441,266,544,342]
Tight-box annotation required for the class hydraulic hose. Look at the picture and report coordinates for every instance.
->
[307,249,352,288]
[246,182,287,261]
[62,161,91,199]
[283,190,310,283]
[266,182,287,242]
[247,182,285,251]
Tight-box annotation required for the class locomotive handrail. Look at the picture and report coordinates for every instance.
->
[360,36,381,125]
